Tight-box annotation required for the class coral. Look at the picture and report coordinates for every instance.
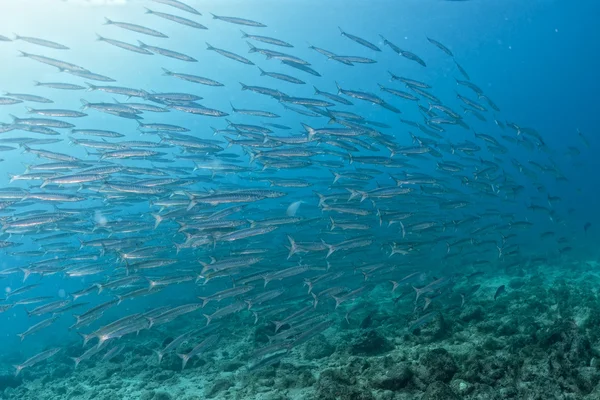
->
[205,379,232,397]
[422,382,459,400]
[315,368,375,400]
[416,348,458,385]
[350,330,393,356]
[371,363,412,390]
[0,375,21,391]
[304,334,335,360]
[459,306,484,323]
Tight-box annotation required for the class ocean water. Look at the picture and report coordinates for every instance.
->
[0,0,599,399]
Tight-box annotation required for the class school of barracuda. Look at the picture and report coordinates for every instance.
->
[0,0,589,378]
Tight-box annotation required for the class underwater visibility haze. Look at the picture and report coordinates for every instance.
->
[0,0,599,399]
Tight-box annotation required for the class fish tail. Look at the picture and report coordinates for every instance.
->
[202,314,212,326]
[71,357,81,369]
[177,353,189,370]
[332,295,342,309]
[21,268,30,283]
[311,293,319,309]
[273,321,284,332]
[246,41,256,52]
[78,332,92,346]
[335,81,342,94]
[322,240,335,258]
[151,213,163,229]
[301,123,316,141]
[198,297,209,308]
[286,235,297,258]
[412,285,423,302]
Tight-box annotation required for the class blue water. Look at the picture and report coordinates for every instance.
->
[0,0,599,398]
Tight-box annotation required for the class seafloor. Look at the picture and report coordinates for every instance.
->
[3,261,600,400]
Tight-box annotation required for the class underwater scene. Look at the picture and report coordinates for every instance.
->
[0,0,599,399]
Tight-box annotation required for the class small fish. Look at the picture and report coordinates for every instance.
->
[339,27,381,51]
[210,14,266,28]
[426,37,453,57]
[14,348,61,376]
[104,18,168,38]
[206,42,254,65]
[152,0,201,15]
[144,8,207,29]
[138,41,197,62]
[14,34,69,50]
[241,31,292,47]
[96,35,154,55]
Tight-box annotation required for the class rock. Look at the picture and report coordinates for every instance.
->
[450,379,471,396]
[422,382,459,400]
[222,361,244,372]
[0,375,21,391]
[496,319,518,336]
[509,278,525,289]
[304,334,335,360]
[154,371,173,383]
[154,392,172,400]
[459,306,484,323]
[350,329,393,356]
[371,363,412,390]
[205,379,232,398]
[418,348,458,384]
[140,391,155,400]
[314,368,372,400]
